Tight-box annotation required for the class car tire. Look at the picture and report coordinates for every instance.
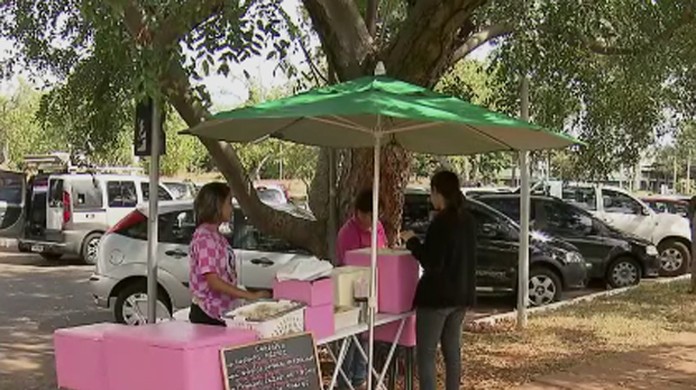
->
[606,257,641,288]
[40,253,62,261]
[81,232,103,266]
[527,267,562,307]
[114,281,173,326]
[657,239,690,277]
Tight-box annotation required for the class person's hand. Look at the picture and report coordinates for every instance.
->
[400,230,416,242]
[253,290,272,300]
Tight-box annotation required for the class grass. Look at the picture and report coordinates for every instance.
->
[457,280,696,389]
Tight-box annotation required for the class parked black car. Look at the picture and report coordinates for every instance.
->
[475,194,661,288]
[403,188,588,306]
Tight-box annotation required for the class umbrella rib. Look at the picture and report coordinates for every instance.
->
[460,122,515,151]
[329,115,368,129]
[382,121,439,134]
[307,116,374,134]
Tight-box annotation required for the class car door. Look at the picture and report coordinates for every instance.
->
[468,205,519,290]
[598,188,654,240]
[535,199,607,275]
[106,181,138,226]
[69,177,107,230]
[46,177,64,233]
[0,170,26,238]
[157,209,195,284]
[232,209,309,289]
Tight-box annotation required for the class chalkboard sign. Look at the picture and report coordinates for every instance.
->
[221,333,322,390]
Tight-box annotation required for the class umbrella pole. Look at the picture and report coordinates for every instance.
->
[367,134,381,390]
[147,101,161,324]
[517,150,530,329]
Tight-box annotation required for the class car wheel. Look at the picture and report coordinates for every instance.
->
[81,233,103,266]
[658,239,690,277]
[528,267,562,307]
[114,281,172,326]
[40,253,62,261]
[607,258,641,288]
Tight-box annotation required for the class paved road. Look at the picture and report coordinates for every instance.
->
[0,252,111,390]
[0,251,607,389]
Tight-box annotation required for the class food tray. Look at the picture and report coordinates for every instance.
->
[334,306,361,331]
[223,300,305,339]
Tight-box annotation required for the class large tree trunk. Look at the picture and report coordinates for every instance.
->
[338,145,411,245]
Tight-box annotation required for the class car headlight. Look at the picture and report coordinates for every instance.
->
[565,252,584,263]
[646,245,659,256]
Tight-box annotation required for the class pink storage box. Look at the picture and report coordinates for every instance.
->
[345,248,419,314]
[273,277,334,306]
[304,304,334,340]
[103,321,257,390]
[54,323,127,390]
[374,315,416,347]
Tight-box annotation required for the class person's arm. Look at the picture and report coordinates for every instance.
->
[406,215,447,270]
[194,236,268,301]
[204,274,268,300]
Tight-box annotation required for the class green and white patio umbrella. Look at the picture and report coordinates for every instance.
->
[185,75,578,390]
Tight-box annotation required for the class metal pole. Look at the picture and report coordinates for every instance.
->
[517,76,530,329]
[367,131,381,390]
[147,101,160,324]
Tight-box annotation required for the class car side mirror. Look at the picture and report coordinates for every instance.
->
[641,207,651,216]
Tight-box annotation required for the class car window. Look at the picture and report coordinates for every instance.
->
[48,179,64,208]
[159,210,196,244]
[141,183,173,201]
[71,179,104,210]
[479,198,520,222]
[0,171,24,205]
[107,181,138,208]
[403,193,431,233]
[232,209,305,253]
[164,183,189,200]
[562,187,596,211]
[537,200,593,233]
[602,189,641,215]
[467,204,515,241]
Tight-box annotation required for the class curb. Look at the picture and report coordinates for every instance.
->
[470,275,691,328]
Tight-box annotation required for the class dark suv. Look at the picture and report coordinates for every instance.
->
[476,194,661,288]
[403,188,588,306]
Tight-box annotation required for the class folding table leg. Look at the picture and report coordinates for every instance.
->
[328,338,353,390]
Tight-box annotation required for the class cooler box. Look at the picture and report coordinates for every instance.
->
[344,248,419,314]
[374,314,416,347]
[103,322,257,390]
[54,323,126,390]
[304,304,334,340]
[330,266,373,308]
[272,277,333,306]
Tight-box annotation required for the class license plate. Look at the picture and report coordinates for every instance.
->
[31,245,44,253]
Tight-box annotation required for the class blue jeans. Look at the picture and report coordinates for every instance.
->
[340,340,367,388]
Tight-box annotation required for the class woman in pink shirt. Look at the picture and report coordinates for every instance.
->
[188,182,270,326]
[335,189,387,389]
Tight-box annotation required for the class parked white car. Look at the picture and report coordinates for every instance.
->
[89,201,315,325]
[557,184,691,276]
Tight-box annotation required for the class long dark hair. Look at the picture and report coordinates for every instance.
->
[431,170,466,215]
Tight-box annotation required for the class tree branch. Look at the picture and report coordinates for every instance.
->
[152,0,227,47]
[301,0,374,80]
[115,0,327,256]
[450,23,512,66]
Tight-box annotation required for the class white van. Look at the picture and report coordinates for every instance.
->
[0,154,174,264]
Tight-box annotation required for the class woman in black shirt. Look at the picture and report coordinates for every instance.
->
[400,170,477,390]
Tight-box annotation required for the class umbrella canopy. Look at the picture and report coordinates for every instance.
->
[185,76,579,153]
